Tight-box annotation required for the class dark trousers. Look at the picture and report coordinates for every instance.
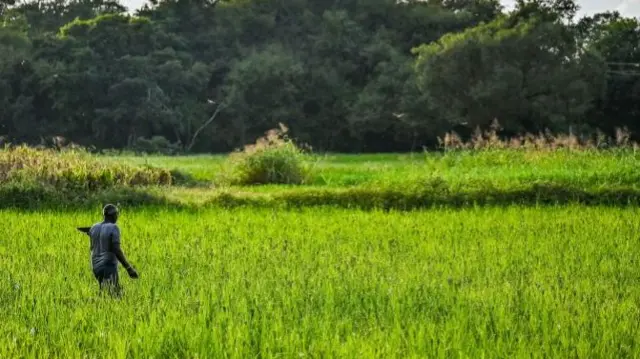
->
[93,266,121,296]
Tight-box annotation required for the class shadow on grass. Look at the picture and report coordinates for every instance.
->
[2,182,640,212]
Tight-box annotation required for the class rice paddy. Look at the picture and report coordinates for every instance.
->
[1,205,639,358]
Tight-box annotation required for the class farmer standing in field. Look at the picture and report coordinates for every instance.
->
[89,204,139,296]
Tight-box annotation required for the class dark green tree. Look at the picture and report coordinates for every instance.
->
[0,0,637,152]
[577,12,640,135]
[410,14,605,137]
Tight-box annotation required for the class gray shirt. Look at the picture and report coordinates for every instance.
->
[89,221,121,271]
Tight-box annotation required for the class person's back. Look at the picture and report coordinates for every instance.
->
[88,204,138,295]
[89,221,120,272]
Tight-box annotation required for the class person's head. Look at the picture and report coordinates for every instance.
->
[103,204,119,223]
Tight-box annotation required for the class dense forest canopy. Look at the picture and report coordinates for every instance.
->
[0,0,638,152]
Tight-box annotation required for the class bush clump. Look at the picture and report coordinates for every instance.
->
[222,124,313,185]
[0,145,173,192]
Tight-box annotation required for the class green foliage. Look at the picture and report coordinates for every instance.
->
[411,15,605,134]
[220,44,306,148]
[2,148,640,210]
[577,12,640,135]
[221,124,313,185]
[0,0,637,152]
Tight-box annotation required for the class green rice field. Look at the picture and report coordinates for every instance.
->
[107,150,640,189]
[1,150,640,358]
[1,205,639,358]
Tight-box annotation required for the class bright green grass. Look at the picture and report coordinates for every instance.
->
[104,150,640,189]
[1,206,639,358]
[101,154,227,183]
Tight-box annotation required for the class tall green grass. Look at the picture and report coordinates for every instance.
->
[106,149,640,189]
[94,149,640,211]
[4,146,640,209]
[0,206,638,357]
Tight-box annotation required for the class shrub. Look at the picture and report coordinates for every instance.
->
[222,124,313,185]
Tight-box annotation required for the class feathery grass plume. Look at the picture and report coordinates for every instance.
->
[438,120,638,152]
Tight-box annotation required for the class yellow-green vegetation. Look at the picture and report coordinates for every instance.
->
[105,148,640,210]
[0,146,178,207]
[1,206,638,357]
[4,144,640,209]
[0,146,173,190]
[2,143,640,357]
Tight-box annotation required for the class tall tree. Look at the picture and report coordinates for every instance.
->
[1,0,638,152]
[577,12,640,135]
[411,14,605,136]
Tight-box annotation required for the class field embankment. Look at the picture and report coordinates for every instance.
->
[2,146,640,210]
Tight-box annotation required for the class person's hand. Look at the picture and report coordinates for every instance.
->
[126,266,139,279]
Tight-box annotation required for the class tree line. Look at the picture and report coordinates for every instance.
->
[0,0,639,153]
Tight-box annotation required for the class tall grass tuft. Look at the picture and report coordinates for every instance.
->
[0,145,173,192]
[221,124,313,185]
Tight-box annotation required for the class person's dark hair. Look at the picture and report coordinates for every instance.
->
[103,204,119,223]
